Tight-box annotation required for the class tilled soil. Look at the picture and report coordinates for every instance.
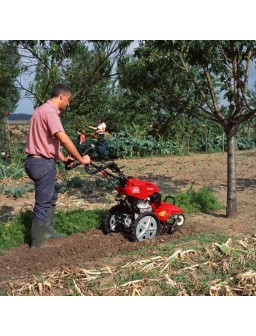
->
[0,150,256,289]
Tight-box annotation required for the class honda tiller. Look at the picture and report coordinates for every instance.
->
[66,159,185,242]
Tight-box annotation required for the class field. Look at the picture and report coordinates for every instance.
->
[0,150,256,295]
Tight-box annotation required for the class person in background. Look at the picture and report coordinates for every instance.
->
[89,116,106,138]
[78,129,86,144]
[25,83,91,248]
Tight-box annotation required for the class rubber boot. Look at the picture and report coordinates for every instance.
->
[44,207,66,239]
[31,220,47,248]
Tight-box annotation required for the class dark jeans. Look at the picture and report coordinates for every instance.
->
[25,157,58,221]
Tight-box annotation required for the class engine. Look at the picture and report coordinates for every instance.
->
[133,198,152,213]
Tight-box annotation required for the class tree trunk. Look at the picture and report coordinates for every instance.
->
[6,117,11,160]
[226,127,237,218]
[222,132,225,154]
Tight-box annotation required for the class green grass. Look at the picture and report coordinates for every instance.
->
[0,208,108,251]
[55,208,107,235]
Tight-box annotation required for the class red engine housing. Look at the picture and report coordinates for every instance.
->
[117,177,159,199]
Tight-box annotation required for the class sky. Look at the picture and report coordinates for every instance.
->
[14,94,34,114]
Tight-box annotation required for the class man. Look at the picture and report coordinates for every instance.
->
[25,83,90,248]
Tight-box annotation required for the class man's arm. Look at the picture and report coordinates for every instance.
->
[55,131,90,164]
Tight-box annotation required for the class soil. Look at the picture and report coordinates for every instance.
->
[1,150,256,290]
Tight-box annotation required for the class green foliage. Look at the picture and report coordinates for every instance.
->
[17,40,80,106]
[0,142,27,181]
[175,186,224,215]
[68,126,256,162]
[0,41,20,115]
[118,41,256,150]
[0,210,31,250]
[0,290,8,296]
[236,135,255,150]
[67,177,84,188]
[3,184,34,199]
[160,232,229,254]
[0,208,108,251]
[0,161,26,180]
[54,209,107,235]
[105,132,181,158]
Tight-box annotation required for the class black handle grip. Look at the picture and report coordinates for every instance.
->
[65,160,81,170]
[84,162,105,175]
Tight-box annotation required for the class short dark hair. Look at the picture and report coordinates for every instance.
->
[51,84,71,98]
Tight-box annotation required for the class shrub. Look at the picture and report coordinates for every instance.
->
[175,186,224,215]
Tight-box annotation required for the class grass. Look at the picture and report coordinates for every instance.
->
[0,208,108,250]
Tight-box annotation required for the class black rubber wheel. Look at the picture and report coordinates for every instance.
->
[131,212,160,242]
[102,205,124,234]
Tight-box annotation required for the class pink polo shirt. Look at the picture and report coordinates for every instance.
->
[25,100,64,159]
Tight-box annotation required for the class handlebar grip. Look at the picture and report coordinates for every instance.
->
[65,160,81,170]
[84,161,105,175]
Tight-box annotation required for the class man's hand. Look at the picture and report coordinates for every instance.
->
[63,156,75,167]
[79,155,91,165]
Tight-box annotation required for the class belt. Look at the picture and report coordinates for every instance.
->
[27,154,52,159]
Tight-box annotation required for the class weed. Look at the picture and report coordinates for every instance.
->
[0,290,8,296]
[95,178,106,187]
[67,177,84,188]
[115,270,144,286]
[3,184,34,199]
[55,208,107,235]
[158,281,180,296]
[174,186,224,215]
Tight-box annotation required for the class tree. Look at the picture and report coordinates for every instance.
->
[14,40,80,106]
[0,41,21,158]
[13,40,133,134]
[0,41,20,115]
[14,40,132,107]
[119,40,256,218]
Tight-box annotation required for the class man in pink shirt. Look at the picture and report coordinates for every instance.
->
[25,83,90,248]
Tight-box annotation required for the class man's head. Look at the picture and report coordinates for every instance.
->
[51,84,72,111]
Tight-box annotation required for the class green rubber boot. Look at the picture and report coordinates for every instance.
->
[31,220,47,248]
[44,207,66,240]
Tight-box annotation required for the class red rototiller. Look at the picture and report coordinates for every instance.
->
[66,160,185,242]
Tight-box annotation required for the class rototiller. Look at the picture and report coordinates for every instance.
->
[66,160,185,242]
